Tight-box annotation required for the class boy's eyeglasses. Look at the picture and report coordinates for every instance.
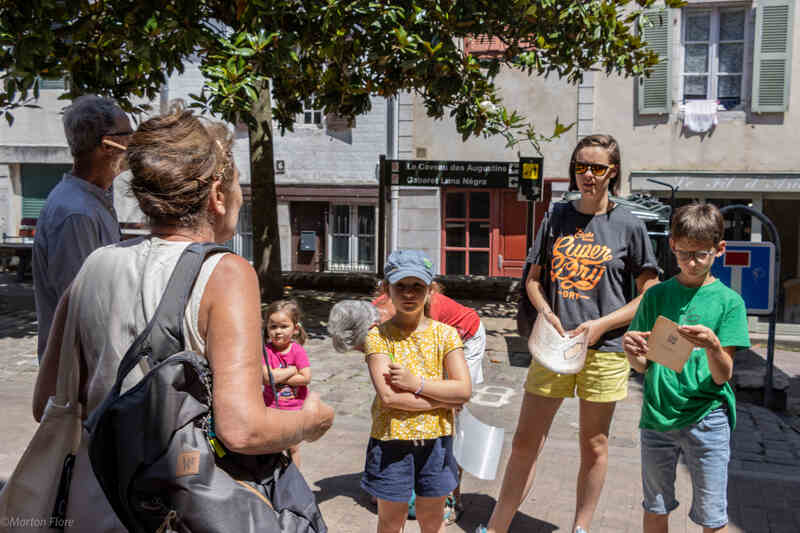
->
[574,162,615,177]
[673,248,716,262]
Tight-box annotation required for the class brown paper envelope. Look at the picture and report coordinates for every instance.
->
[646,315,694,373]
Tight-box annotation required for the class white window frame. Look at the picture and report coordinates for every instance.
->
[299,103,323,126]
[226,198,253,262]
[326,203,377,272]
[37,76,68,91]
[680,4,753,112]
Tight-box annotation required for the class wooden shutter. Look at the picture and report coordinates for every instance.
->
[752,0,794,112]
[638,9,673,115]
[20,164,69,219]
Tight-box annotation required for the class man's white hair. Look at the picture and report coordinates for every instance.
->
[328,300,379,352]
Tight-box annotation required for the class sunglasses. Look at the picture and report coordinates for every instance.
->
[672,248,716,262]
[574,162,615,177]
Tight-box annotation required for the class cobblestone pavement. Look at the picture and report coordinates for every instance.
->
[2,281,800,532]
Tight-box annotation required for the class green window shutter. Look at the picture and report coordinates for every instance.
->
[752,0,794,112]
[638,9,673,115]
[20,164,70,219]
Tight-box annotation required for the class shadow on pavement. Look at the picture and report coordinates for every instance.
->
[0,272,38,338]
[733,348,795,411]
[312,471,375,514]
[458,493,558,533]
[310,477,559,533]
[727,474,800,532]
[468,300,517,319]
[504,333,531,368]
[0,309,38,338]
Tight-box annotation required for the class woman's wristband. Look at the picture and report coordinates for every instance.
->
[414,376,425,397]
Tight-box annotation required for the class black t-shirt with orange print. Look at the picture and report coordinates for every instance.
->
[527,201,659,352]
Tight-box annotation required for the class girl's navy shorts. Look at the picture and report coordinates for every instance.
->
[360,435,459,502]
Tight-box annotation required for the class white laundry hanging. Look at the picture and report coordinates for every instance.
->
[683,99,718,133]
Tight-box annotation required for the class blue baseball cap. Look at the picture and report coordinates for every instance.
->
[384,250,434,285]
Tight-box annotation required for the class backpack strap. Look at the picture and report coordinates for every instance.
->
[263,344,282,410]
[520,203,556,294]
[86,242,230,433]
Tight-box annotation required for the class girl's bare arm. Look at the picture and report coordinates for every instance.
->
[286,367,311,387]
[366,353,450,411]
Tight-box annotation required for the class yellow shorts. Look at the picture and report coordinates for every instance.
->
[524,350,629,402]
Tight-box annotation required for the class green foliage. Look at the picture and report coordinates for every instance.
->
[0,0,685,296]
[2,0,685,143]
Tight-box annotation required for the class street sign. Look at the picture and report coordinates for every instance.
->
[518,156,544,202]
[711,241,776,315]
[388,160,519,188]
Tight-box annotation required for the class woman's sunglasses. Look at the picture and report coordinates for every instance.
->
[574,162,615,177]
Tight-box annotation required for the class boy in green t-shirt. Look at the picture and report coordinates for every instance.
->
[623,203,750,533]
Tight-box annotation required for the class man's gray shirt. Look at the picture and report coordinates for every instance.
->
[33,173,121,359]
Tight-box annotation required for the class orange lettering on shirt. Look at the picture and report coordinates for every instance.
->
[550,233,614,295]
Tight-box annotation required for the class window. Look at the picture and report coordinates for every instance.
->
[37,77,68,91]
[639,2,794,115]
[443,191,491,276]
[357,205,376,271]
[328,204,376,272]
[331,205,350,265]
[682,8,747,110]
[225,200,253,261]
[301,104,323,125]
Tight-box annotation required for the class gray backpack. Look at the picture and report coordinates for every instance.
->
[85,243,327,533]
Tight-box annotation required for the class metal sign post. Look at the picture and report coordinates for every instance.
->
[378,155,387,277]
[716,205,781,408]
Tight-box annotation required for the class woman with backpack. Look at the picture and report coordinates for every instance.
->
[32,108,334,532]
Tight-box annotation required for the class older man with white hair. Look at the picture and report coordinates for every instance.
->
[32,95,132,361]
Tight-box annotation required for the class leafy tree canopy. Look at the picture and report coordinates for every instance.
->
[2,0,683,148]
[1,0,684,299]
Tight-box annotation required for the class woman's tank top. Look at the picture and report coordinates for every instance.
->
[65,236,227,531]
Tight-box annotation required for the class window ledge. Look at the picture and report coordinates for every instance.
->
[677,103,746,123]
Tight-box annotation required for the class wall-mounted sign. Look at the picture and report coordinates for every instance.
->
[276,160,286,174]
[630,172,800,193]
[519,156,544,202]
[387,159,519,189]
[299,230,317,252]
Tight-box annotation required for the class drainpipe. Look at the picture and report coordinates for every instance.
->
[388,96,400,252]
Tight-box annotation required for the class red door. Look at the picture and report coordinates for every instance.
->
[497,190,529,278]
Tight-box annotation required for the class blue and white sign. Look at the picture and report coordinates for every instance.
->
[711,241,776,315]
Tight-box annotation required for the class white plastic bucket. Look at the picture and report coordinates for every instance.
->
[452,407,505,480]
[528,313,588,374]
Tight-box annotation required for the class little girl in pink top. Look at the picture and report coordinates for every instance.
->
[263,299,311,467]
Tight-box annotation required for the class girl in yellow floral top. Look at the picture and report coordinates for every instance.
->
[362,249,472,533]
